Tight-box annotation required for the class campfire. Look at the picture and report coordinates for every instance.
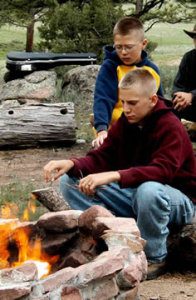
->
[0,198,147,300]
[0,201,59,279]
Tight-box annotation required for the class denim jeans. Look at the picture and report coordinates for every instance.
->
[60,174,195,262]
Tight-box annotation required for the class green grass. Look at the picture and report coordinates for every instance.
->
[0,181,48,221]
[0,24,40,59]
[0,25,26,59]
[146,22,194,65]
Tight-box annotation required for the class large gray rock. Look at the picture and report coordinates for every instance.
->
[62,64,100,111]
[0,71,57,104]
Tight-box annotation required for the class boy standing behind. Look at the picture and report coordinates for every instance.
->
[92,16,163,148]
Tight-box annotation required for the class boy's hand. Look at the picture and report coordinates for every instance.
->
[92,130,108,148]
[78,171,120,195]
[43,159,74,182]
[173,92,193,111]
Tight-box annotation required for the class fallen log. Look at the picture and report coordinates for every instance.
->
[0,102,76,149]
[32,187,71,211]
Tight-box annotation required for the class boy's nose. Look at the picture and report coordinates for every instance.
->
[121,47,128,54]
[123,103,131,112]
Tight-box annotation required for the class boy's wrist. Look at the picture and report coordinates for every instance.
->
[96,124,108,133]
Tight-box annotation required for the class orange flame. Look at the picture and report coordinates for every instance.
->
[0,203,19,219]
[22,198,37,221]
[0,202,59,278]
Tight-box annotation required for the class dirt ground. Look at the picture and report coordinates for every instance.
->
[0,143,195,300]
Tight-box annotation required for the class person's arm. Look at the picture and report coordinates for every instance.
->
[172,54,188,94]
[92,130,108,148]
[93,60,118,132]
[78,171,120,195]
[173,91,193,111]
[172,52,196,110]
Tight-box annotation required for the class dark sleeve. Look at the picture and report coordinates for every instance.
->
[173,53,190,94]
[93,60,118,132]
[172,53,196,103]
[118,122,190,188]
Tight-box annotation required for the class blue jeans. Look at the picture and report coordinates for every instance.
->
[60,174,195,262]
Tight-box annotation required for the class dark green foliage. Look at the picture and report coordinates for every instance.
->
[146,40,158,58]
[159,65,178,98]
[38,0,123,61]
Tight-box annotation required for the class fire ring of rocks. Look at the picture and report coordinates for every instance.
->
[0,205,147,300]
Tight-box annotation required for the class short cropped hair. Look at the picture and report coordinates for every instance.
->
[119,69,157,96]
[113,16,144,39]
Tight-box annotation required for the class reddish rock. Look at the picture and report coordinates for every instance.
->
[102,231,145,253]
[116,251,147,288]
[37,210,82,232]
[0,261,38,283]
[61,286,82,300]
[59,249,89,268]
[31,267,78,295]
[78,205,114,233]
[0,283,31,300]
[92,217,140,238]
[73,247,130,286]
[81,276,119,300]
[42,231,77,254]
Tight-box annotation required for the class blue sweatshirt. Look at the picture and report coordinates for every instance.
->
[93,46,163,132]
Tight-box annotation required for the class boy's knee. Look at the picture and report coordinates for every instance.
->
[135,181,170,210]
[137,181,163,198]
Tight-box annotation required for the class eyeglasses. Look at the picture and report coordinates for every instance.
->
[113,44,139,53]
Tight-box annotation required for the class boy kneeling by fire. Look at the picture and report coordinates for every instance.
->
[43,69,196,280]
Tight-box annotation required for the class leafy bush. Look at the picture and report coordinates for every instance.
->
[159,65,178,98]
[146,40,158,58]
[38,0,123,62]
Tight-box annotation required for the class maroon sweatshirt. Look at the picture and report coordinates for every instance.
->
[69,99,196,203]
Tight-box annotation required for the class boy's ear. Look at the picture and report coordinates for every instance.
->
[150,94,158,106]
[142,39,148,49]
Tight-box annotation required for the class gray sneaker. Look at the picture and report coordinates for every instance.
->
[147,261,167,280]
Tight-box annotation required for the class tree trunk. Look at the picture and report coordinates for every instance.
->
[136,0,143,14]
[0,102,76,149]
[26,20,35,52]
